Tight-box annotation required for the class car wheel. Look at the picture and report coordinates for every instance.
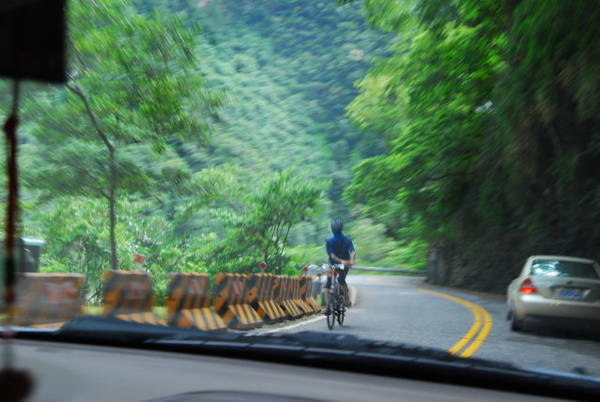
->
[511,316,525,332]
[506,300,516,321]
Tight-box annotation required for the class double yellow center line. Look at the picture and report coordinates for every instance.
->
[417,287,493,358]
[369,278,493,358]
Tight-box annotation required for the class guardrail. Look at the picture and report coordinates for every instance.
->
[12,267,427,331]
[12,271,322,331]
[303,263,427,276]
[352,266,428,275]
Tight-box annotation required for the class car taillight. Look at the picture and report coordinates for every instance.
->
[519,277,537,294]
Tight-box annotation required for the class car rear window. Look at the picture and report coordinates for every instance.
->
[531,259,600,279]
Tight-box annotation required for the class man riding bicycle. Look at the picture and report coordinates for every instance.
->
[323,219,355,312]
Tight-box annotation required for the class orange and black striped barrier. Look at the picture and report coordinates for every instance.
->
[246,273,286,323]
[167,272,227,331]
[13,273,84,328]
[290,276,314,314]
[299,275,320,313]
[102,270,165,326]
[213,273,263,329]
[274,275,303,318]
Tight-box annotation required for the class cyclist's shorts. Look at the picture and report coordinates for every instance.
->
[325,264,348,288]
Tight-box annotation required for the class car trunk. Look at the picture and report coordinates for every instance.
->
[530,276,600,303]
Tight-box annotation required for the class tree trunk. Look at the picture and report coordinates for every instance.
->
[109,150,118,270]
[66,82,120,270]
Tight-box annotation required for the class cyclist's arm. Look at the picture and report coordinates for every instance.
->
[346,238,356,266]
[327,238,356,267]
[327,239,343,265]
[329,252,355,268]
[348,251,356,266]
[329,252,343,264]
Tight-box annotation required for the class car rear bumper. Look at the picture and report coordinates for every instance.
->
[514,294,600,321]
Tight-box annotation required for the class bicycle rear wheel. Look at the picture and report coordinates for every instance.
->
[338,300,345,326]
[326,297,336,330]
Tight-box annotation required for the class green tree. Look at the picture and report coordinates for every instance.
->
[36,197,131,302]
[24,0,223,269]
[344,0,600,290]
[346,218,398,266]
[207,168,329,274]
[345,0,503,241]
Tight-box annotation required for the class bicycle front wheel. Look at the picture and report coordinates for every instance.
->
[326,297,336,330]
[338,304,345,326]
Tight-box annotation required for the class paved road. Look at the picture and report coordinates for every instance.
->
[254,275,600,377]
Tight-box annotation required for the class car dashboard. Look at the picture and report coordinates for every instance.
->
[3,338,578,402]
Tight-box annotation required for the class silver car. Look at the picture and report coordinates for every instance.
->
[506,255,600,332]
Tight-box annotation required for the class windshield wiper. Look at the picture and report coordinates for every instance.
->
[15,316,600,401]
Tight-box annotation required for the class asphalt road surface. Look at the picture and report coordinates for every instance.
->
[253,275,600,377]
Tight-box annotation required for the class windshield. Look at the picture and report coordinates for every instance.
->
[2,0,600,399]
[531,259,600,279]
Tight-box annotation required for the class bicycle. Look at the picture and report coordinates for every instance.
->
[325,264,346,330]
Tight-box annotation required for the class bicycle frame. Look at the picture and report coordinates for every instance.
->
[326,264,346,330]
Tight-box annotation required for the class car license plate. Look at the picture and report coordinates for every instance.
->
[556,288,582,300]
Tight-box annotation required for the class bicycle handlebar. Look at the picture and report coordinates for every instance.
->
[303,263,348,276]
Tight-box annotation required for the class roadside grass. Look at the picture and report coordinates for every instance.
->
[83,305,168,320]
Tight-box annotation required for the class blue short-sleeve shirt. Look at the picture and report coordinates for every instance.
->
[325,230,355,265]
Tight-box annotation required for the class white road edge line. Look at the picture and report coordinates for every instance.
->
[249,315,325,335]
[247,284,357,336]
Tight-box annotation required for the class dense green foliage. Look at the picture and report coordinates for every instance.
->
[22,0,225,271]
[203,168,329,274]
[192,0,394,216]
[5,0,596,297]
[344,0,600,291]
[1,0,399,302]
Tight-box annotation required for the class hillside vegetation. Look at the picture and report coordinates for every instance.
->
[343,0,600,292]
[2,0,599,298]
[1,0,398,302]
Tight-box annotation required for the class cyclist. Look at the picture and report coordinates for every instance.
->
[323,219,355,313]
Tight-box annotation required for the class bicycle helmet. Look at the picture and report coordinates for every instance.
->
[331,219,343,231]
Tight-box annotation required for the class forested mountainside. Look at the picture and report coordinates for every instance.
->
[148,0,394,217]
[2,0,598,298]
[0,0,399,302]
[101,0,397,230]
[343,0,600,291]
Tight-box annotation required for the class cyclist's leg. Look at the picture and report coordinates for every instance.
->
[333,275,341,306]
[326,295,336,329]
[325,274,333,289]
[321,272,333,314]
[338,298,345,325]
[338,268,351,307]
